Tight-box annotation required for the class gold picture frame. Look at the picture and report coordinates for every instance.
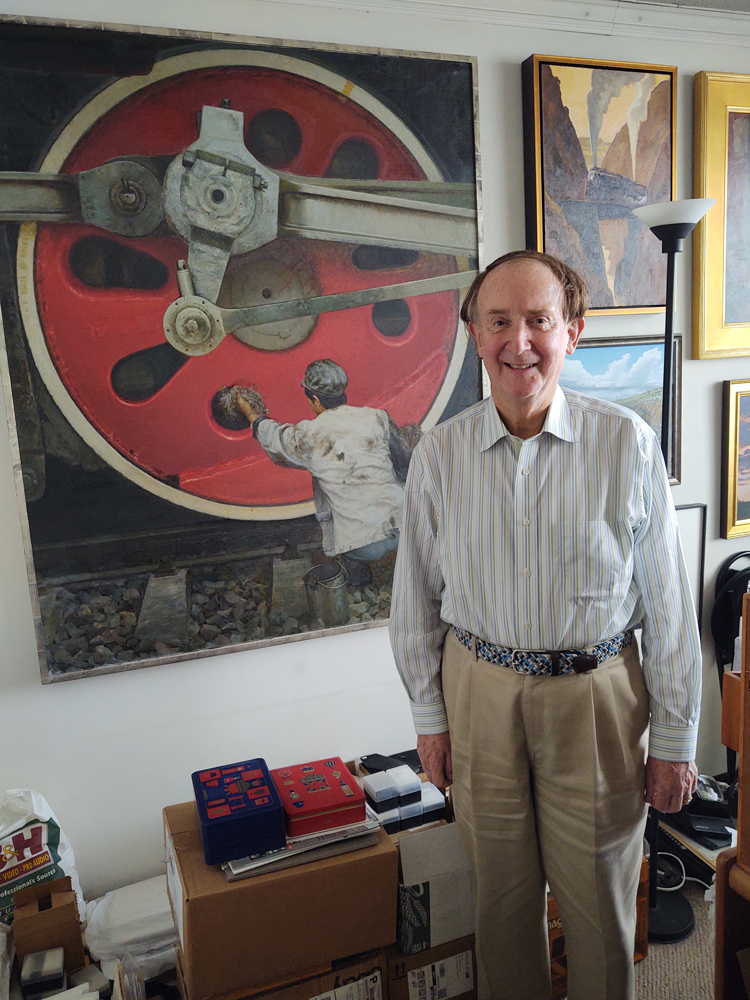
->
[522,54,677,315]
[721,379,750,538]
[694,72,750,358]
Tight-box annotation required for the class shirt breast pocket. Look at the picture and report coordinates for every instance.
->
[560,519,630,604]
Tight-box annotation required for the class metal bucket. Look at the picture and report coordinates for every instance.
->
[304,559,350,628]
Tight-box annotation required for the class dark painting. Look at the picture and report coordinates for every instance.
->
[0,19,481,680]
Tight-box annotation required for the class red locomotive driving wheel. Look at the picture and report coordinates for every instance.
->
[19,49,469,518]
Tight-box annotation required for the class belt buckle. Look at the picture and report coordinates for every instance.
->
[572,652,598,674]
[509,649,527,670]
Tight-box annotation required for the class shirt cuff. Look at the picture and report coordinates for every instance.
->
[648,722,699,762]
[252,415,271,437]
[410,699,449,735]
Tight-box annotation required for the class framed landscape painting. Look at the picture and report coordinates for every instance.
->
[522,55,676,314]
[0,16,481,681]
[722,380,750,538]
[560,335,681,482]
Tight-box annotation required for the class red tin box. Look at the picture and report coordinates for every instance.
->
[270,757,366,836]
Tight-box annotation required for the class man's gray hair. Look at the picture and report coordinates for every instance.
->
[460,250,590,325]
[302,359,349,398]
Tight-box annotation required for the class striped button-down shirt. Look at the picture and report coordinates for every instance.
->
[389,388,702,761]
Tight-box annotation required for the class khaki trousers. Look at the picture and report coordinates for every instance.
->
[442,629,649,1000]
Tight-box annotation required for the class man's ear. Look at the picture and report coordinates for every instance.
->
[467,322,482,358]
[566,317,584,355]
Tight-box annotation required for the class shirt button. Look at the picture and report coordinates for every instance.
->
[524,568,531,578]
[523,518,531,526]
[525,621,532,629]
[522,468,530,476]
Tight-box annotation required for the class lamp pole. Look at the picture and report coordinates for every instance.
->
[661,247,676,463]
[631,202,715,469]
[646,218,697,464]
[631,198,715,942]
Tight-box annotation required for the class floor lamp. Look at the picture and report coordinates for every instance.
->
[631,197,715,943]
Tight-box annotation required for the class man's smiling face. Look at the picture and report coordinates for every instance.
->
[468,259,583,428]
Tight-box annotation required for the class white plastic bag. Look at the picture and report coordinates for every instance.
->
[0,789,84,923]
[84,876,177,980]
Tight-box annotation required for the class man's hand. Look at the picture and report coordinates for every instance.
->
[233,387,262,423]
[417,732,453,791]
[644,756,699,813]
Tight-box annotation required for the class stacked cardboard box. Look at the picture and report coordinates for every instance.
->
[176,948,387,1000]
[166,790,648,1000]
[395,824,475,956]
[164,802,397,1000]
[13,877,85,972]
[387,936,477,1000]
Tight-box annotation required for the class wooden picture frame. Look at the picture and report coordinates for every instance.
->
[694,72,750,359]
[721,379,750,538]
[522,54,676,314]
[559,334,682,483]
[0,16,482,682]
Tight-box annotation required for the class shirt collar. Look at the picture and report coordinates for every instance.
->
[480,386,576,450]
[544,387,576,442]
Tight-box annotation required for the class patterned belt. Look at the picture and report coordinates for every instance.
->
[450,626,633,676]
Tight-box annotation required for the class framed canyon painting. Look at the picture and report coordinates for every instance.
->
[523,55,676,314]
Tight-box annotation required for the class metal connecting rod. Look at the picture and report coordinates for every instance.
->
[163,264,477,355]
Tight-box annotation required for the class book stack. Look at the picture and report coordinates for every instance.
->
[224,808,381,880]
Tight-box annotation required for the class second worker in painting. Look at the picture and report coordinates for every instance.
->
[390,249,701,1000]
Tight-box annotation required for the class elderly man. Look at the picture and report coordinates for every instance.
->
[389,250,701,1000]
[235,359,413,584]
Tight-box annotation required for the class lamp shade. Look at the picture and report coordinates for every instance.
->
[631,198,715,229]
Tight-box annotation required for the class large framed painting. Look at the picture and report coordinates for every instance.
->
[522,55,676,314]
[694,72,750,359]
[0,17,481,682]
[721,380,750,538]
[559,335,681,483]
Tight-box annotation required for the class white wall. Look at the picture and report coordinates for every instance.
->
[1,0,749,899]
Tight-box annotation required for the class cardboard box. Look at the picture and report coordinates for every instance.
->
[12,876,85,972]
[396,824,475,955]
[547,855,649,999]
[165,802,397,1000]
[387,935,477,1000]
[177,948,387,1000]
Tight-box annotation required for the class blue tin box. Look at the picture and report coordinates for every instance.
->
[191,758,286,865]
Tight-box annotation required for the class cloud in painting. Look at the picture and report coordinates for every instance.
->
[560,347,663,401]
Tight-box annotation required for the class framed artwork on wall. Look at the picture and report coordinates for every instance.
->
[721,380,750,538]
[522,54,676,314]
[559,334,682,483]
[0,16,482,682]
[694,72,750,359]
